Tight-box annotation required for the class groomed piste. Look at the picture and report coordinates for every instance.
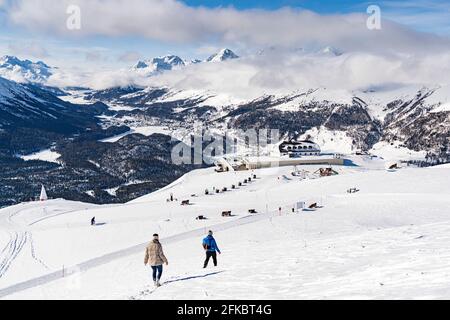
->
[0,156,449,299]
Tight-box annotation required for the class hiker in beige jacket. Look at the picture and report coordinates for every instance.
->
[144,234,168,287]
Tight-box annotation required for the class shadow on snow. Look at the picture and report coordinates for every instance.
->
[165,271,225,284]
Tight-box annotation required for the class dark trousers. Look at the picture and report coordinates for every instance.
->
[204,251,217,268]
[151,265,163,281]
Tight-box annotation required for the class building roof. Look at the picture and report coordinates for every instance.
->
[281,140,318,146]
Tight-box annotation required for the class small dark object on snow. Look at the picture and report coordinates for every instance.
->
[253,174,257,179]
[222,211,232,217]
[216,189,220,194]
[243,179,248,184]
[315,167,339,177]
[309,203,319,209]
[91,217,96,226]
[238,182,242,187]
[222,187,227,192]
[347,188,360,194]
[389,163,399,170]
[231,184,236,189]
[196,215,207,220]
[248,209,257,214]
[181,200,190,206]
[205,189,209,195]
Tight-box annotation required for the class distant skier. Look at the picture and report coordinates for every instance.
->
[91,217,96,226]
[144,234,168,287]
[202,230,221,268]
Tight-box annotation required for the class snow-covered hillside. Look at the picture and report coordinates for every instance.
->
[1,158,449,299]
[0,75,36,102]
[80,80,449,162]
[0,75,104,138]
[51,47,448,162]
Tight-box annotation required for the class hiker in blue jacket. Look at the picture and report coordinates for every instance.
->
[203,230,221,268]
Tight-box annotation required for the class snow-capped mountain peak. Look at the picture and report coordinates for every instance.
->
[153,55,185,70]
[0,55,53,84]
[319,46,343,56]
[132,55,185,74]
[187,59,202,65]
[133,61,150,69]
[206,48,239,62]
[130,50,240,76]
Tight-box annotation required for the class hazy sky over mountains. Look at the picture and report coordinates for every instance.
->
[1,0,450,94]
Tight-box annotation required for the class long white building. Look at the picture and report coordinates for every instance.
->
[277,140,321,158]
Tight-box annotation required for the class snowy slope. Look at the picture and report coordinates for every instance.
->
[0,76,35,101]
[299,126,355,154]
[0,75,105,144]
[82,72,449,160]
[99,125,172,143]
[19,149,62,164]
[370,141,427,162]
[1,159,450,299]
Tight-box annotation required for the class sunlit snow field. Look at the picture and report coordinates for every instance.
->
[0,157,449,299]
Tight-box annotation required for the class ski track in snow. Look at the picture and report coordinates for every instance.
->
[0,203,80,284]
[0,232,28,279]
[29,233,49,270]
[0,208,33,280]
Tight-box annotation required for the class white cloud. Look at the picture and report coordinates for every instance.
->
[195,45,225,56]
[4,0,450,55]
[84,50,106,62]
[49,50,450,102]
[161,51,450,94]
[47,67,147,89]
[12,0,448,95]
[118,51,142,63]
[8,42,50,58]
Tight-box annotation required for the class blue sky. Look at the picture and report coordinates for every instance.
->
[1,0,450,70]
[198,1,441,40]
[180,0,450,34]
[182,0,368,12]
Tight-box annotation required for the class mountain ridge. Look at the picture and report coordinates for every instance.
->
[129,48,239,75]
[0,55,53,84]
